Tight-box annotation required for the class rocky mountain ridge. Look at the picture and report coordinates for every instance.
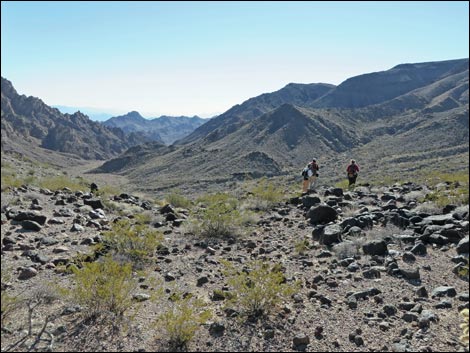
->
[103,111,207,145]
[1,77,146,160]
[95,58,468,194]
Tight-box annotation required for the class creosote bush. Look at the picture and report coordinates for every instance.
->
[247,178,284,210]
[66,255,137,320]
[191,193,245,239]
[38,175,90,191]
[0,290,20,328]
[157,292,212,350]
[166,190,193,209]
[101,219,163,268]
[460,308,469,349]
[294,237,311,256]
[222,260,298,319]
[1,266,21,328]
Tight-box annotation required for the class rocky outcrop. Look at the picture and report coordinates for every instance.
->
[1,77,143,159]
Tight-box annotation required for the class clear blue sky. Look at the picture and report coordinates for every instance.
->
[2,1,469,118]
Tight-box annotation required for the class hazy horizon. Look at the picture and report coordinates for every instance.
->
[2,1,469,117]
[51,104,215,121]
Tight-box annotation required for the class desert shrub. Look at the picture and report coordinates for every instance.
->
[1,266,21,328]
[191,193,245,239]
[364,223,402,241]
[412,171,469,207]
[460,308,469,349]
[0,168,36,190]
[133,211,154,225]
[247,178,284,209]
[101,219,163,268]
[223,260,298,319]
[334,179,349,189]
[402,190,427,203]
[0,290,20,328]
[67,255,137,320]
[166,190,192,209]
[102,200,143,216]
[23,286,58,336]
[417,170,469,186]
[157,292,212,350]
[369,175,401,187]
[341,204,361,218]
[94,184,120,197]
[413,201,442,215]
[38,175,88,191]
[1,174,23,190]
[421,185,469,207]
[294,237,311,256]
[332,240,363,259]
[458,260,469,349]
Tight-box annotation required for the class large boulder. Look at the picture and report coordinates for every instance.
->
[312,224,342,246]
[362,240,388,256]
[456,235,469,254]
[307,205,338,224]
[302,195,321,208]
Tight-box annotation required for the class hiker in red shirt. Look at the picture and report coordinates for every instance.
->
[346,159,360,187]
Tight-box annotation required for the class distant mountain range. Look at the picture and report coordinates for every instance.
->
[102,111,207,145]
[95,58,468,191]
[1,58,468,192]
[53,105,116,121]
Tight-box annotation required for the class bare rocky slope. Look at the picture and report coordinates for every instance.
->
[1,155,468,352]
[1,77,147,160]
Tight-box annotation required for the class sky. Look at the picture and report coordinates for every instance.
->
[1,1,469,119]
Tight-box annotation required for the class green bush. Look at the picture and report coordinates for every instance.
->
[421,185,469,207]
[191,193,244,239]
[461,308,469,349]
[0,291,20,328]
[101,219,163,268]
[38,175,89,191]
[67,255,137,320]
[223,260,298,319]
[294,238,310,256]
[334,179,349,190]
[157,292,212,350]
[247,178,284,210]
[1,266,21,328]
[0,167,36,190]
[166,190,192,209]
[133,211,154,225]
[94,184,120,198]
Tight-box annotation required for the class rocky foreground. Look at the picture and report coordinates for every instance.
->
[1,181,469,352]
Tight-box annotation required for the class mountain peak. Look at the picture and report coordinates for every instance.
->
[1,77,19,98]
[127,111,145,119]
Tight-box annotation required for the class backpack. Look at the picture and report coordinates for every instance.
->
[347,165,357,176]
[301,167,309,177]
